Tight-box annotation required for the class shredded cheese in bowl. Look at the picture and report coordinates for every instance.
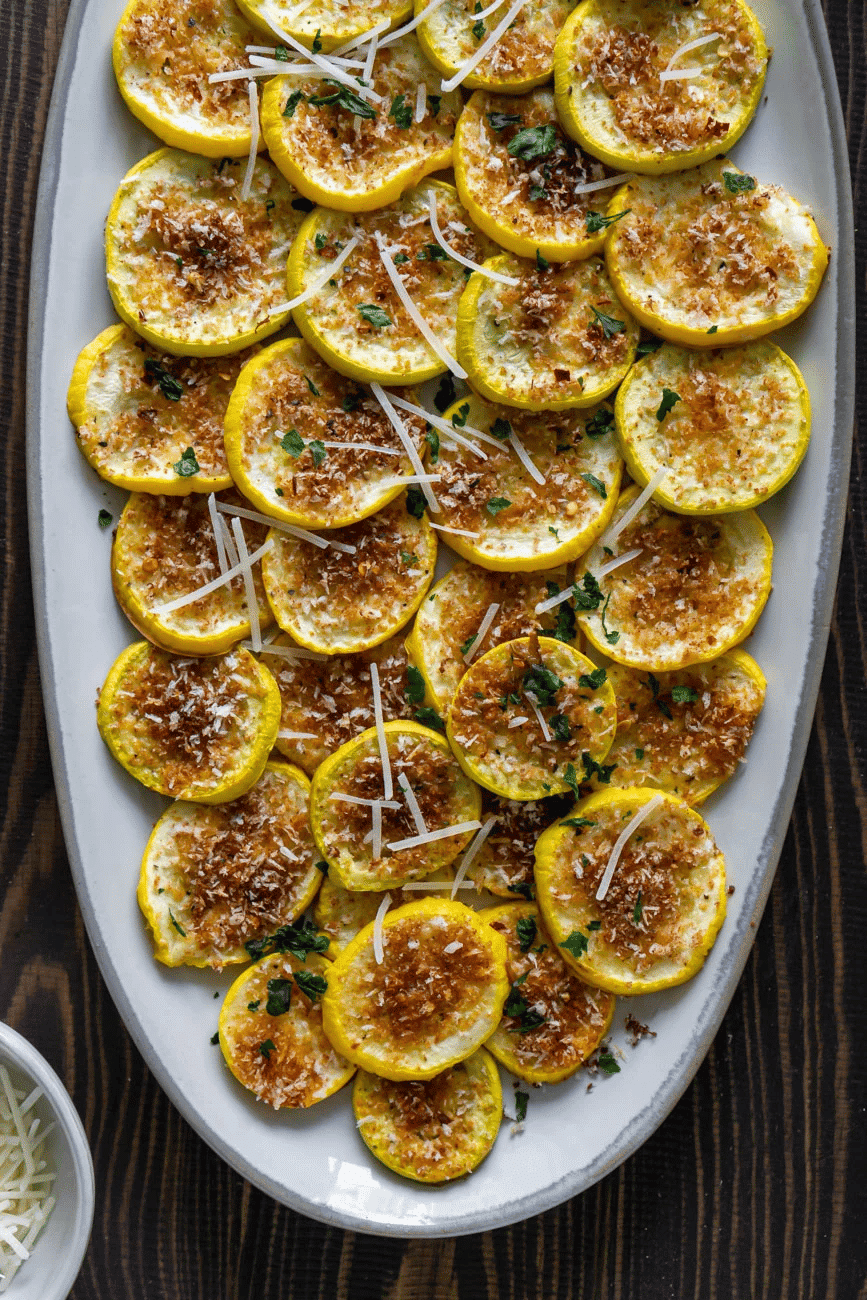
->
[0,1064,56,1293]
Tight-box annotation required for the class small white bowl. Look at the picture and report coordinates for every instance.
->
[0,1022,94,1300]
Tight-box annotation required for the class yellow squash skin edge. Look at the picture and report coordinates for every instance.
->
[260,77,455,213]
[534,787,728,995]
[604,178,829,348]
[111,0,258,158]
[613,342,812,515]
[456,256,639,411]
[235,0,412,53]
[97,641,282,804]
[137,760,319,967]
[321,897,510,1080]
[223,339,407,528]
[105,149,294,358]
[553,0,769,176]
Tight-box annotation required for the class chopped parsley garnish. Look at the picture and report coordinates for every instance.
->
[245,917,330,963]
[452,402,470,428]
[292,196,315,212]
[471,2,485,39]
[550,713,571,742]
[305,374,320,395]
[428,94,442,117]
[434,373,456,413]
[572,572,604,611]
[392,252,409,264]
[486,497,511,516]
[585,407,614,438]
[487,111,522,131]
[590,305,626,339]
[405,664,426,705]
[636,336,663,356]
[259,1039,277,1060]
[314,860,329,875]
[515,1090,529,1122]
[489,417,512,441]
[507,124,557,161]
[707,325,718,334]
[247,1000,260,1012]
[400,549,419,566]
[723,170,756,194]
[582,752,616,784]
[389,93,412,128]
[508,881,535,901]
[314,233,327,251]
[536,248,550,272]
[585,208,630,232]
[578,667,607,689]
[98,509,113,529]
[417,243,450,261]
[671,684,699,703]
[548,526,560,541]
[529,183,547,202]
[561,816,597,830]
[580,471,607,498]
[563,763,581,798]
[459,633,477,655]
[645,672,672,719]
[273,44,289,60]
[144,357,183,401]
[172,447,200,477]
[552,599,576,644]
[168,911,186,937]
[635,747,644,760]
[516,915,537,952]
[413,706,446,733]
[357,303,392,328]
[522,663,563,706]
[597,1050,621,1075]
[559,930,590,959]
[600,592,620,645]
[280,428,305,457]
[210,1032,219,1045]
[632,892,644,924]
[406,486,427,518]
[311,28,323,52]
[424,427,440,463]
[308,79,377,119]
[342,390,362,412]
[265,977,293,1017]
[265,199,275,213]
[294,971,327,1002]
[309,439,326,467]
[504,977,546,1033]
[656,388,682,421]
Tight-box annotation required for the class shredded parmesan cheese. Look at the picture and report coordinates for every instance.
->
[525,695,552,742]
[217,501,358,554]
[427,193,519,285]
[507,428,545,485]
[268,233,362,317]
[230,517,261,652]
[387,395,488,460]
[154,537,274,615]
[208,494,229,576]
[450,814,497,897]
[440,0,528,93]
[373,892,392,963]
[370,382,441,513]
[331,793,401,809]
[598,467,668,551]
[660,32,721,81]
[241,81,259,202]
[250,642,329,661]
[0,1066,56,1292]
[371,801,383,860]
[373,236,468,380]
[369,661,394,800]
[534,583,577,616]
[257,8,382,101]
[387,820,482,852]
[429,523,482,538]
[463,602,500,665]
[566,173,633,195]
[443,940,463,954]
[400,880,475,891]
[415,82,427,123]
[596,794,665,902]
[508,715,529,728]
[397,772,429,836]
[595,548,643,580]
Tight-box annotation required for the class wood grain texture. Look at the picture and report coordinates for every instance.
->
[2,0,865,1295]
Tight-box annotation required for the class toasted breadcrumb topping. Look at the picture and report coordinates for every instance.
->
[109,648,268,792]
[470,792,571,894]
[489,911,611,1071]
[154,770,316,957]
[358,1061,490,1177]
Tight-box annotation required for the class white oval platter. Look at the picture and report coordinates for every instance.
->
[26,0,854,1237]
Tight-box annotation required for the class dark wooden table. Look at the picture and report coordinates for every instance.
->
[3,2,865,1296]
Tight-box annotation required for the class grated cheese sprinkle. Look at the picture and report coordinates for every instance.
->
[241,80,259,202]
[268,233,362,317]
[373,892,392,963]
[230,517,261,652]
[450,814,497,897]
[440,0,528,93]
[154,537,274,615]
[370,383,441,513]
[387,820,482,852]
[217,501,358,554]
[427,193,519,285]
[660,32,721,81]
[388,395,488,460]
[507,428,545,485]
[208,494,229,577]
[369,662,394,800]
[595,547,643,580]
[597,467,668,552]
[397,772,429,836]
[463,603,500,665]
[373,236,468,379]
